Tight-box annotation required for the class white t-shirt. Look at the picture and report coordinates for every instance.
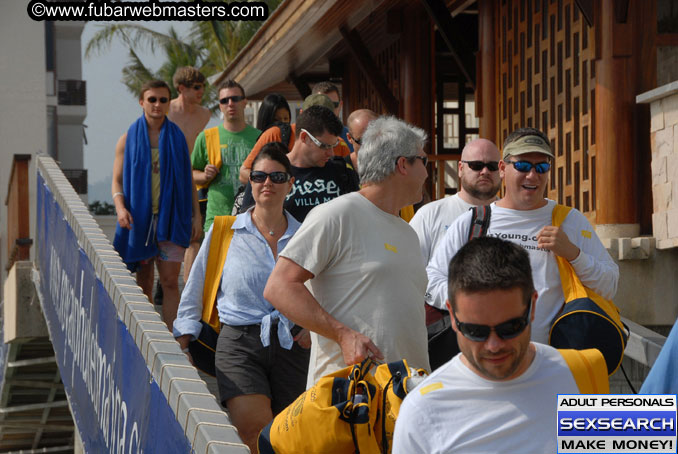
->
[409,193,473,263]
[392,343,579,454]
[281,192,430,387]
[426,200,618,343]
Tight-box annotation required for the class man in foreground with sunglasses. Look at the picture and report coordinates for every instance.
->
[112,80,202,333]
[265,116,430,387]
[393,237,582,453]
[426,127,618,344]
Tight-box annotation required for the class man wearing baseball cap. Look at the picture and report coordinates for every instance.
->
[426,127,618,344]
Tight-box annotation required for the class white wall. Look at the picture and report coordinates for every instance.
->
[0,3,47,294]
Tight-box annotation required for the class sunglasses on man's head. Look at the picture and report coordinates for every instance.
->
[453,302,531,342]
[461,160,499,172]
[147,97,169,104]
[219,95,245,104]
[506,160,551,174]
[249,170,291,184]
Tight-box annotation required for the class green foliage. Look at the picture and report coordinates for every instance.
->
[84,1,283,110]
[88,200,116,215]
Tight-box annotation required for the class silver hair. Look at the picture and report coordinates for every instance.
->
[358,116,427,185]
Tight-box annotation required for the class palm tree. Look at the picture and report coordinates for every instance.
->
[85,1,282,108]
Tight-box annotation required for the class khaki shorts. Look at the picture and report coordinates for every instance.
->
[215,323,309,414]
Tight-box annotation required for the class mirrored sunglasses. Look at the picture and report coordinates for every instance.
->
[219,95,245,104]
[249,170,291,184]
[506,160,551,174]
[461,160,499,172]
[454,302,531,342]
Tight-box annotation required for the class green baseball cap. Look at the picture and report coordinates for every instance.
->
[302,93,335,111]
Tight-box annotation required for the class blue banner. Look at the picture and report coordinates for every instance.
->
[36,173,192,453]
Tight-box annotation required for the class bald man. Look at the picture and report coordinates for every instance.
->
[410,138,502,370]
[410,138,502,263]
[345,109,378,173]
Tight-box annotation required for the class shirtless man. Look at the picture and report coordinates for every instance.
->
[169,66,211,152]
[168,67,212,282]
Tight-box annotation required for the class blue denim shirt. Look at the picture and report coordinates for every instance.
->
[173,208,301,348]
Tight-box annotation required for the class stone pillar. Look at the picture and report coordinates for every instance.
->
[637,81,678,249]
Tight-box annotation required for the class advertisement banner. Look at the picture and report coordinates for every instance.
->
[557,394,677,453]
[36,173,192,453]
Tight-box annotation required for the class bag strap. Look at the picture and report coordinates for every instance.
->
[196,126,222,191]
[201,215,237,332]
[559,348,610,394]
[551,204,589,301]
[468,205,491,241]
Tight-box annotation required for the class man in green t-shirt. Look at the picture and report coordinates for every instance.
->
[191,79,260,231]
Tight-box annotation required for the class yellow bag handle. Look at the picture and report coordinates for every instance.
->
[559,348,610,394]
[551,205,590,301]
[196,126,222,190]
[201,215,237,332]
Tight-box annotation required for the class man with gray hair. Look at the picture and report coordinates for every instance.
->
[265,116,431,386]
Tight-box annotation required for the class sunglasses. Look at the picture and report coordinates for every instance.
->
[396,155,429,167]
[506,160,551,174]
[147,97,169,104]
[301,128,339,150]
[332,100,340,108]
[349,134,362,146]
[249,170,291,184]
[461,160,499,172]
[192,84,204,90]
[453,302,531,342]
[219,95,245,104]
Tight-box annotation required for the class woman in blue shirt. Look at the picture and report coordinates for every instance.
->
[174,142,309,452]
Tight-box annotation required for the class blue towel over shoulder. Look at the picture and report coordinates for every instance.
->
[113,115,192,268]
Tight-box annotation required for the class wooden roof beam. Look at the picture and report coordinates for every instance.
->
[419,0,475,89]
[287,72,312,99]
[339,26,399,115]
[448,0,477,17]
[575,0,594,27]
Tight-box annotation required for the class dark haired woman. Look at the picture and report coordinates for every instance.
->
[174,142,310,452]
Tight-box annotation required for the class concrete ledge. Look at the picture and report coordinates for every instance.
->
[602,236,656,260]
[637,80,678,104]
[622,316,666,368]
[3,261,47,342]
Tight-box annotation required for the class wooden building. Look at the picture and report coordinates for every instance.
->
[216,0,677,242]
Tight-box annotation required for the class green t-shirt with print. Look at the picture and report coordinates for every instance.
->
[192,123,260,230]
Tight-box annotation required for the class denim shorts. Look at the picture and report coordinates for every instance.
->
[215,323,310,414]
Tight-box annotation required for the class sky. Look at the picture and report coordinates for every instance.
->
[82,20,221,202]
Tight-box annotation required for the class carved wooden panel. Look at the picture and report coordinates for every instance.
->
[346,39,401,115]
[496,0,597,217]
